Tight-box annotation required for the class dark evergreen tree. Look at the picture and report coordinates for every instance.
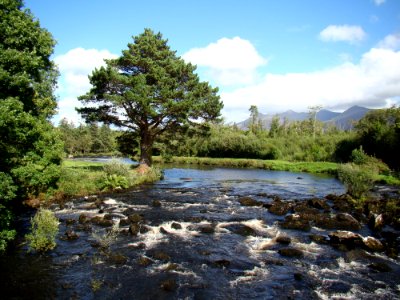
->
[78,29,223,166]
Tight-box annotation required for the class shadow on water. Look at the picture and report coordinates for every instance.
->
[1,166,399,299]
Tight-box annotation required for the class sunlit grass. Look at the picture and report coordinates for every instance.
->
[153,156,338,174]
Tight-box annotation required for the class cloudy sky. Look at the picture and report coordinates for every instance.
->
[26,0,400,124]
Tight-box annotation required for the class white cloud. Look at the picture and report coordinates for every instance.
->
[221,47,400,122]
[319,25,366,44]
[182,37,267,86]
[53,48,117,125]
[377,33,400,50]
[373,0,385,6]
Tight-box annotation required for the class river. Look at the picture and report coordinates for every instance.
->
[1,166,399,299]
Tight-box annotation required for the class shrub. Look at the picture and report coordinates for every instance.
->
[99,174,129,191]
[92,223,119,250]
[103,159,131,177]
[26,209,59,252]
[338,163,374,198]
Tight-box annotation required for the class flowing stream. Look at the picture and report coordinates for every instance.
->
[1,166,399,299]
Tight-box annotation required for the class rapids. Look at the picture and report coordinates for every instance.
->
[1,166,399,299]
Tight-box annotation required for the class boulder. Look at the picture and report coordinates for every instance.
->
[368,262,392,272]
[276,236,291,245]
[152,200,161,207]
[199,224,215,234]
[137,256,153,266]
[64,230,79,240]
[223,224,256,236]
[119,218,130,227]
[309,234,329,244]
[213,259,231,268]
[171,222,182,230]
[280,214,311,231]
[362,236,384,252]
[78,214,90,224]
[278,247,303,258]
[307,198,330,211]
[239,197,261,207]
[91,216,113,227]
[328,231,363,249]
[129,223,140,236]
[269,200,292,216]
[315,213,361,231]
[128,213,143,223]
[65,219,76,226]
[159,227,169,234]
[160,279,177,291]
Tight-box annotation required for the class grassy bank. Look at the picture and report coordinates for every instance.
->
[153,156,338,174]
[53,159,161,200]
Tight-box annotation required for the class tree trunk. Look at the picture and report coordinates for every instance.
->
[139,131,153,167]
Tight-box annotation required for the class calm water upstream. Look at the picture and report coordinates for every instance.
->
[1,166,399,299]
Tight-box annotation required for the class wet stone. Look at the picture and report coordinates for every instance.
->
[199,224,215,234]
[64,230,79,240]
[322,280,351,294]
[280,214,311,231]
[119,218,130,227]
[223,224,256,236]
[315,213,361,231]
[78,214,90,224]
[129,224,140,236]
[276,236,291,245]
[65,219,76,226]
[151,251,171,261]
[213,259,231,268]
[269,200,292,216]
[307,198,330,210]
[309,234,329,244]
[160,279,177,291]
[328,231,363,249]
[363,236,384,252]
[171,222,182,230]
[108,253,128,265]
[159,227,169,234]
[137,256,153,266]
[278,247,303,258]
[128,213,143,223]
[238,196,262,207]
[368,262,392,272]
[152,200,161,207]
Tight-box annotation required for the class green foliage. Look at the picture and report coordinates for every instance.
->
[25,209,59,252]
[355,106,400,170]
[99,174,129,191]
[0,1,62,252]
[92,223,119,250]
[58,119,118,156]
[78,28,223,166]
[337,163,374,198]
[102,159,131,177]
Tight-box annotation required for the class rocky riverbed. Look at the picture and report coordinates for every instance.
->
[1,168,399,299]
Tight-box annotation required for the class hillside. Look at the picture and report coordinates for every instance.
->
[236,105,371,130]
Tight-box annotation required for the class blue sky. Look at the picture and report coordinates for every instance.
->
[25,0,400,124]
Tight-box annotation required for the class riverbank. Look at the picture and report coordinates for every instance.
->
[153,156,338,174]
[52,160,162,202]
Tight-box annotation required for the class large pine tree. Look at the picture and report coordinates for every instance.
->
[78,29,223,166]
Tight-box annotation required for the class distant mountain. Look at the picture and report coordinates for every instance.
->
[327,106,371,130]
[236,105,371,131]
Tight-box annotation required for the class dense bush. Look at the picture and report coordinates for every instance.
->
[338,163,374,198]
[25,209,59,252]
